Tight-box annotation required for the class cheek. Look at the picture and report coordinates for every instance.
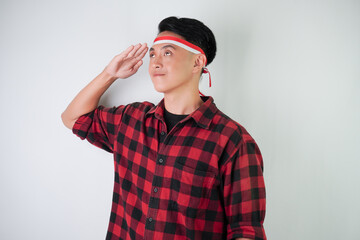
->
[166,58,183,72]
[177,61,193,77]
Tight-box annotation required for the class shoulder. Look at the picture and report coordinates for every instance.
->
[118,101,155,122]
[213,109,263,168]
[126,101,155,112]
[98,101,154,115]
[212,108,256,146]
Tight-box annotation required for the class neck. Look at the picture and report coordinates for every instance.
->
[164,91,204,115]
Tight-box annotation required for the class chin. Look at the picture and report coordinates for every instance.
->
[152,84,168,93]
[151,81,169,93]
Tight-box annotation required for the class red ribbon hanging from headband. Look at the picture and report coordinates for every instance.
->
[199,67,211,96]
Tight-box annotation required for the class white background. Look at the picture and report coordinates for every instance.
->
[1,0,359,239]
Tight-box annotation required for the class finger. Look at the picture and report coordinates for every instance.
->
[131,47,148,65]
[135,45,148,60]
[116,45,134,59]
[133,43,148,58]
[125,55,143,69]
[124,44,147,67]
[128,43,142,57]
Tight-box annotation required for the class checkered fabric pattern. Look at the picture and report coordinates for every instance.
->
[72,96,266,240]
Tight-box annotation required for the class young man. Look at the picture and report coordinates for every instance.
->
[62,16,266,240]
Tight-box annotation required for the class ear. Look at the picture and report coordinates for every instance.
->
[192,54,207,74]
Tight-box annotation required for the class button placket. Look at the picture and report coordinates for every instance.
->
[146,128,167,234]
[160,131,166,143]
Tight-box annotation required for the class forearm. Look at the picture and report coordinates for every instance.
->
[61,70,117,129]
[61,43,147,129]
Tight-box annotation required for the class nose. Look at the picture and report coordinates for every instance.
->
[151,55,162,69]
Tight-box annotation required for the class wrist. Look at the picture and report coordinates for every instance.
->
[100,69,118,84]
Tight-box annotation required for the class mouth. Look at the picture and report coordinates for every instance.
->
[153,74,165,77]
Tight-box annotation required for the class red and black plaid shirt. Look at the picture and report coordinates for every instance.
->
[72,96,266,240]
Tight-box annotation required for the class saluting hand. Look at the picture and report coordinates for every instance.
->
[104,43,148,79]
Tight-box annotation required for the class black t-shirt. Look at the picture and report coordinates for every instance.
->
[164,107,188,132]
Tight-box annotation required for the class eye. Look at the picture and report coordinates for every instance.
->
[149,53,155,58]
[164,51,172,56]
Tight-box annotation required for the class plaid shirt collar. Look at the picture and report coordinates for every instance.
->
[145,96,218,129]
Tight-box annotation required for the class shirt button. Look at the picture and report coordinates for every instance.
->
[148,217,153,222]
[158,158,164,164]
[161,131,165,135]
[154,187,158,193]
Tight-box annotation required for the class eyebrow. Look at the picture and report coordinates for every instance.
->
[149,44,176,52]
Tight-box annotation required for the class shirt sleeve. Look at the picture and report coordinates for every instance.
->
[72,105,127,153]
[221,138,267,240]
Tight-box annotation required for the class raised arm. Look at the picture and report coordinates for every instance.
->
[61,43,148,129]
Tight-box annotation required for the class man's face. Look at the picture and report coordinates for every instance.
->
[148,31,196,94]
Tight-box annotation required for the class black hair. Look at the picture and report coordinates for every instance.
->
[158,16,217,67]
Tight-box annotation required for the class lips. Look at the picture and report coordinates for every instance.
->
[153,73,165,77]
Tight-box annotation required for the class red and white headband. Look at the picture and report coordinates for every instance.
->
[152,36,212,96]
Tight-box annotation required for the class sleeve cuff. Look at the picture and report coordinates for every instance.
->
[72,114,92,139]
[227,222,266,240]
